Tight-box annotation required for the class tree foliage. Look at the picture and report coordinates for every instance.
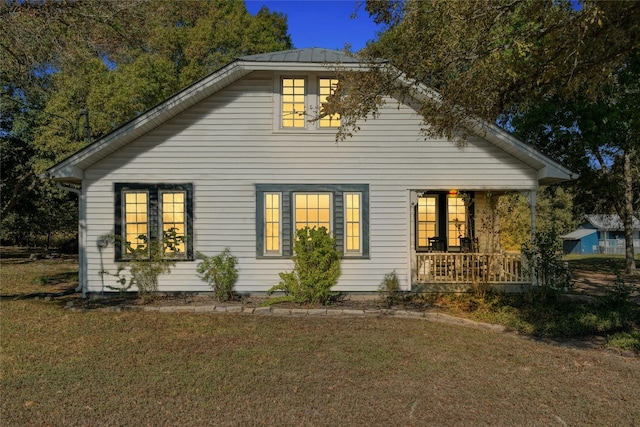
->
[328,0,638,273]
[1,0,292,244]
[327,0,639,140]
[509,52,639,273]
[498,187,577,252]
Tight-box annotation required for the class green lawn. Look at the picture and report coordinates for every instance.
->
[2,299,640,426]
[1,253,640,426]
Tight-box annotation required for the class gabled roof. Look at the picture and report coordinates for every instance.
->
[43,48,572,185]
[240,48,369,64]
[584,215,640,231]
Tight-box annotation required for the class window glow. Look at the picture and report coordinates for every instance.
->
[124,191,148,253]
[264,193,281,253]
[447,195,466,247]
[282,78,305,128]
[417,196,437,248]
[161,191,186,254]
[344,192,361,252]
[294,193,331,231]
[319,78,340,127]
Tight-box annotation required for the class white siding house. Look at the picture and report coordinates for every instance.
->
[44,49,573,296]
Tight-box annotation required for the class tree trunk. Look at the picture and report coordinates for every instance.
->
[622,149,636,275]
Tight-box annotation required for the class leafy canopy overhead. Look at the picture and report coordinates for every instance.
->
[1,0,292,239]
[328,0,640,141]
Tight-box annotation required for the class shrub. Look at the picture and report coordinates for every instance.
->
[607,331,640,353]
[196,248,238,301]
[268,227,341,305]
[99,229,185,297]
[522,228,571,301]
[379,270,400,307]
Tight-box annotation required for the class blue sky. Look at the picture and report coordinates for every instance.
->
[244,0,382,51]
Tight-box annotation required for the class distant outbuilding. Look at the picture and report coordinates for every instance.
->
[562,215,640,255]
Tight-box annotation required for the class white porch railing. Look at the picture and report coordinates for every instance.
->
[416,252,529,284]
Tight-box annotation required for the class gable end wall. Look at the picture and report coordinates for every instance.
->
[83,71,538,293]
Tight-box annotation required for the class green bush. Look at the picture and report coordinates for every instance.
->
[196,248,238,301]
[607,331,640,353]
[268,227,341,305]
[522,228,571,301]
[99,229,185,297]
[379,270,400,307]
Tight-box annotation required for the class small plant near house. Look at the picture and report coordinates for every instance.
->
[267,226,341,305]
[522,228,572,302]
[379,270,400,307]
[99,229,185,298]
[195,248,238,301]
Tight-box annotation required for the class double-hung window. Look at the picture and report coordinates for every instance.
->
[115,183,193,261]
[318,78,340,128]
[256,184,368,258]
[416,195,438,251]
[344,192,362,253]
[447,194,467,248]
[294,193,331,231]
[264,192,282,255]
[281,78,306,128]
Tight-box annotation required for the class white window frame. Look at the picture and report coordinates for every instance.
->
[343,192,362,255]
[292,192,333,235]
[318,77,340,128]
[159,189,188,258]
[263,192,283,256]
[122,189,150,257]
[416,195,438,251]
[273,73,340,133]
[447,194,467,249]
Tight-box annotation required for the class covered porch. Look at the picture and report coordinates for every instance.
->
[408,189,534,291]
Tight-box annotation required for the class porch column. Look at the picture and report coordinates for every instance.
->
[528,189,537,286]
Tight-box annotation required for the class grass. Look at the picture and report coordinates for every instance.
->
[1,251,640,425]
[2,300,640,426]
[563,254,640,275]
[430,291,639,340]
[0,250,78,296]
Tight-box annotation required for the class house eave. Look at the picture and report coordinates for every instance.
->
[476,122,575,185]
[39,165,84,183]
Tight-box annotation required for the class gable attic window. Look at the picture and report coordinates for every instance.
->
[114,183,194,261]
[318,78,340,128]
[281,78,306,128]
[277,76,340,131]
[256,184,368,258]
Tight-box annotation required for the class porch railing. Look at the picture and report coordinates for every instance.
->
[416,252,529,284]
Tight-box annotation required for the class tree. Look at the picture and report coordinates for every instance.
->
[1,0,148,223]
[327,0,640,141]
[324,0,638,273]
[509,52,640,274]
[1,0,292,243]
[498,187,577,252]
